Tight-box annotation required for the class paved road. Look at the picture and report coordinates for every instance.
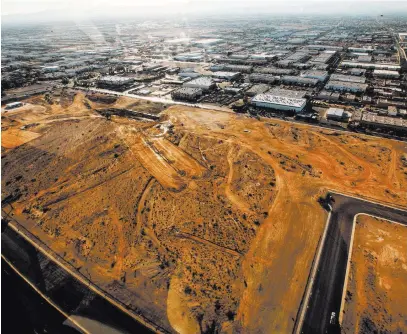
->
[300,193,407,334]
[1,225,157,334]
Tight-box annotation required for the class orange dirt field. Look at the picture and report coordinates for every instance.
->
[2,92,407,333]
[342,215,407,333]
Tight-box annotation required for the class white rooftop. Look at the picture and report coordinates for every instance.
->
[252,93,306,108]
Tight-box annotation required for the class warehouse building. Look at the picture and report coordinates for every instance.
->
[223,64,253,73]
[330,74,366,83]
[98,76,135,90]
[268,87,307,98]
[251,93,307,113]
[373,69,400,78]
[254,67,296,75]
[325,80,368,93]
[183,77,215,91]
[359,112,407,131]
[306,45,343,52]
[246,84,270,96]
[326,107,352,122]
[249,73,277,84]
[5,101,23,110]
[171,87,203,102]
[281,76,318,87]
[211,71,241,81]
[301,70,328,82]
[340,61,401,71]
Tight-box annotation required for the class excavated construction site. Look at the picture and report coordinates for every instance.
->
[2,90,407,333]
[342,215,407,334]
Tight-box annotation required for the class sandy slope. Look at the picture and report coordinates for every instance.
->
[2,94,406,333]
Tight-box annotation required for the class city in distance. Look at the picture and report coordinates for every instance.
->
[1,2,407,334]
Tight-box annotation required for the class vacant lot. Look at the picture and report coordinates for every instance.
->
[2,95,406,333]
[342,215,407,333]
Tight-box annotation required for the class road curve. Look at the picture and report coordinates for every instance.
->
[299,193,407,334]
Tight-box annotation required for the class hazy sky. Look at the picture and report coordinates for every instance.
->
[2,0,407,20]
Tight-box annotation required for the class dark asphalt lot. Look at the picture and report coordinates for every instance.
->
[301,193,407,334]
[1,226,156,334]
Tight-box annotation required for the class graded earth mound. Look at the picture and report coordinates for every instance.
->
[2,92,407,333]
[342,215,407,334]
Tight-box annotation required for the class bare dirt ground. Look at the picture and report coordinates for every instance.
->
[2,95,407,333]
[342,215,407,334]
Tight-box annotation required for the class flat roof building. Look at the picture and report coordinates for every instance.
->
[330,74,366,84]
[5,101,23,110]
[373,69,400,78]
[251,93,307,113]
[325,80,368,93]
[249,73,277,84]
[211,71,241,81]
[341,61,401,71]
[326,107,351,122]
[359,112,407,131]
[301,70,328,82]
[281,76,319,87]
[183,77,215,91]
[171,87,203,102]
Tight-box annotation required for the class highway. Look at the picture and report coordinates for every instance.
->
[1,224,158,334]
[299,193,407,334]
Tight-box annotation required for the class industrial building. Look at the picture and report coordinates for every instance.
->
[340,61,401,71]
[373,69,400,78]
[326,107,352,122]
[5,101,23,110]
[358,112,407,131]
[248,73,277,84]
[171,87,203,102]
[281,76,319,87]
[301,70,328,82]
[268,87,307,98]
[325,80,368,93]
[251,93,307,113]
[98,76,135,90]
[254,67,296,75]
[211,71,241,81]
[246,84,270,96]
[330,74,366,83]
[183,77,215,91]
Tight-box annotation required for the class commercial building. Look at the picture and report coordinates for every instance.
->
[171,87,203,102]
[373,69,400,78]
[251,93,307,113]
[325,80,368,93]
[183,77,215,91]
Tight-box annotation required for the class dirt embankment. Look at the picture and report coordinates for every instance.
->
[342,215,407,334]
[2,95,407,333]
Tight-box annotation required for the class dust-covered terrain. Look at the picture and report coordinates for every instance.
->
[342,215,407,334]
[2,91,407,333]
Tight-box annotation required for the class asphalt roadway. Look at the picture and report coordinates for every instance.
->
[1,225,156,334]
[300,193,407,334]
